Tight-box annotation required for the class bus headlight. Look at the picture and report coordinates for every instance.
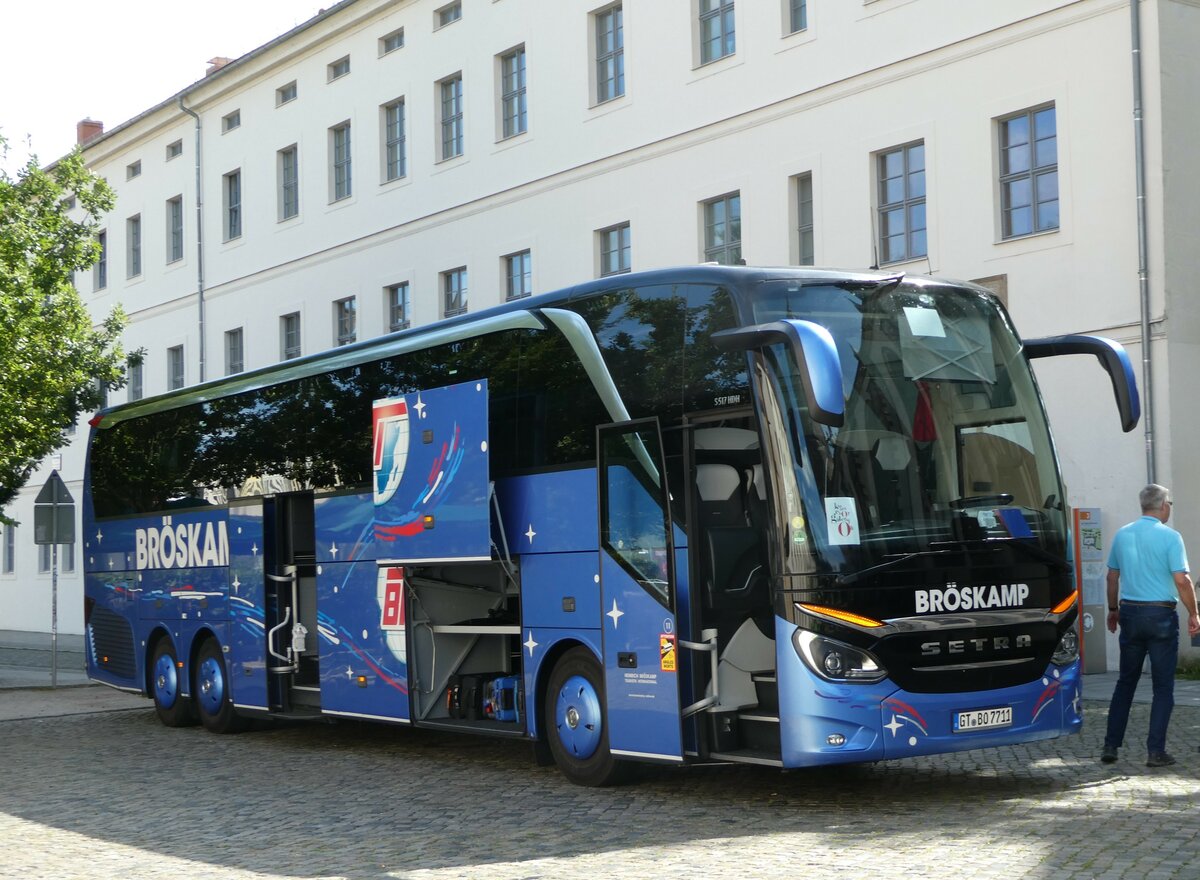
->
[793,630,887,683]
[1051,628,1079,666]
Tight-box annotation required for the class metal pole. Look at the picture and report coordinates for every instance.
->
[51,542,58,688]
[1131,0,1155,482]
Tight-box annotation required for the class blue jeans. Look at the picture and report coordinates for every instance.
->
[1104,603,1179,754]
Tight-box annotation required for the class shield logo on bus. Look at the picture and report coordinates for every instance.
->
[373,397,410,506]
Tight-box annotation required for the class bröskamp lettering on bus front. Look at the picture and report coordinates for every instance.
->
[915,582,1031,614]
[135,518,229,570]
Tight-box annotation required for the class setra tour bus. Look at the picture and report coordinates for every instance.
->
[83,265,1139,785]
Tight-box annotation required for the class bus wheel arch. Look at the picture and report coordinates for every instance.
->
[192,634,250,734]
[146,631,195,727]
[543,645,629,786]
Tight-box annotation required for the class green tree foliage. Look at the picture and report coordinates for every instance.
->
[0,140,129,515]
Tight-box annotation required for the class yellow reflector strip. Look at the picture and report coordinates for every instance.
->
[1052,590,1079,615]
[798,603,885,628]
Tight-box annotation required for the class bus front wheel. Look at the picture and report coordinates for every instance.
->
[194,638,249,734]
[150,639,194,727]
[544,647,629,786]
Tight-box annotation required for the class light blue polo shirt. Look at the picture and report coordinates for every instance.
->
[1107,515,1189,602]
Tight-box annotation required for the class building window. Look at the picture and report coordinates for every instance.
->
[999,105,1058,239]
[595,5,624,104]
[224,170,242,240]
[381,28,405,55]
[62,543,75,574]
[167,345,185,391]
[281,312,302,360]
[436,2,462,27]
[167,196,184,263]
[788,0,807,33]
[384,100,407,181]
[3,527,14,574]
[276,81,297,105]
[328,56,351,81]
[331,123,352,201]
[128,361,143,402]
[703,193,741,264]
[39,544,52,574]
[222,110,241,133]
[279,146,299,220]
[505,250,532,300]
[500,47,527,139]
[126,160,141,180]
[877,141,926,264]
[700,0,736,65]
[225,328,244,375]
[388,283,411,331]
[442,267,468,317]
[126,215,141,278]
[440,75,464,160]
[166,140,183,160]
[94,231,107,290]
[795,173,814,266]
[335,297,357,346]
[599,222,631,276]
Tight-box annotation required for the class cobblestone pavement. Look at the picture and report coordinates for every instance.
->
[1,698,1198,880]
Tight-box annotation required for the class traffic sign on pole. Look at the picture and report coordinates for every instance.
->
[33,470,76,687]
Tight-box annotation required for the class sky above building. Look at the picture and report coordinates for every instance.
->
[0,1,326,177]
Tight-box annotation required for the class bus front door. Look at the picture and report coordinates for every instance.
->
[264,491,320,711]
[598,420,684,764]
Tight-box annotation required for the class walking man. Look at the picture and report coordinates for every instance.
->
[1101,484,1200,767]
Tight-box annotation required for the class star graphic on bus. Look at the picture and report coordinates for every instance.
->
[607,599,624,628]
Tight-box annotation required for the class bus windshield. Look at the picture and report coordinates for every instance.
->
[751,278,1068,577]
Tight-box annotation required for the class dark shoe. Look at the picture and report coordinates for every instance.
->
[1146,752,1176,767]
[1100,746,1118,764]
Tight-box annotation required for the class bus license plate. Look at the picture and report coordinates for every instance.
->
[954,706,1012,732]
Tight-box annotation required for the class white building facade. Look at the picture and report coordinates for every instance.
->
[4,0,1198,663]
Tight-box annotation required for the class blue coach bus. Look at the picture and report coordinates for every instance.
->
[83,265,1138,785]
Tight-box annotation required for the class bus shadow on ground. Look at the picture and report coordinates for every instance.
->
[0,701,1191,880]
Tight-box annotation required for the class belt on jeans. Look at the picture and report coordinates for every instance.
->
[1120,599,1176,608]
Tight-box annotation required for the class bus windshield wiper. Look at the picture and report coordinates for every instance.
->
[835,549,958,587]
[836,537,1069,587]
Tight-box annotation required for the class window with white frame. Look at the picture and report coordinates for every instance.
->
[500,47,527,139]
[335,297,357,346]
[2,526,13,574]
[595,4,624,104]
[380,28,405,55]
[167,345,185,390]
[94,231,107,290]
[167,196,184,263]
[222,110,241,133]
[788,0,807,33]
[223,170,242,240]
[505,250,532,300]
[128,361,143,402]
[599,222,631,276]
[279,146,299,220]
[126,160,141,180]
[39,544,52,574]
[388,283,411,331]
[331,123,352,200]
[328,56,350,81]
[225,328,244,375]
[699,0,736,65]
[876,141,926,264]
[436,2,462,27]
[281,312,302,360]
[440,74,464,160]
[999,105,1058,239]
[166,139,183,160]
[384,100,406,181]
[62,543,75,573]
[276,81,297,105]
[795,173,814,265]
[126,215,141,278]
[703,193,741,264]
[442,267,467,317]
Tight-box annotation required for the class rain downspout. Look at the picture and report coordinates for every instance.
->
[178,96,206,384]
[1131,0,1154,481]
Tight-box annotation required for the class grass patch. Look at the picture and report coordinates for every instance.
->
[1177,659,1200,680]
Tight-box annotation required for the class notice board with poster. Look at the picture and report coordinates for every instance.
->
[1073,508,1107,673]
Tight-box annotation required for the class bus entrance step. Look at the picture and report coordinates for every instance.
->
[707,749,785,768]
[737,712,781,755]
[751,674,778,713]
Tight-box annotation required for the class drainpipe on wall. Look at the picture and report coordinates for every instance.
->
[1131,0,1155,483]
[178,96,206,384]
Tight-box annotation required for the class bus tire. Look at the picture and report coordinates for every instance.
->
[544,647,629,787]
[150,639,194,727]
[194,638,249,734]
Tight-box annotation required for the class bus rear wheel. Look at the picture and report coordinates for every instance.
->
[195,638,249,734]
[544,647,629,786]
[150,639,194,727]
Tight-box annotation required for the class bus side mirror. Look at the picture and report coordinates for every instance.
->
[1024,334,1141,433]
[712,319,845,427]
